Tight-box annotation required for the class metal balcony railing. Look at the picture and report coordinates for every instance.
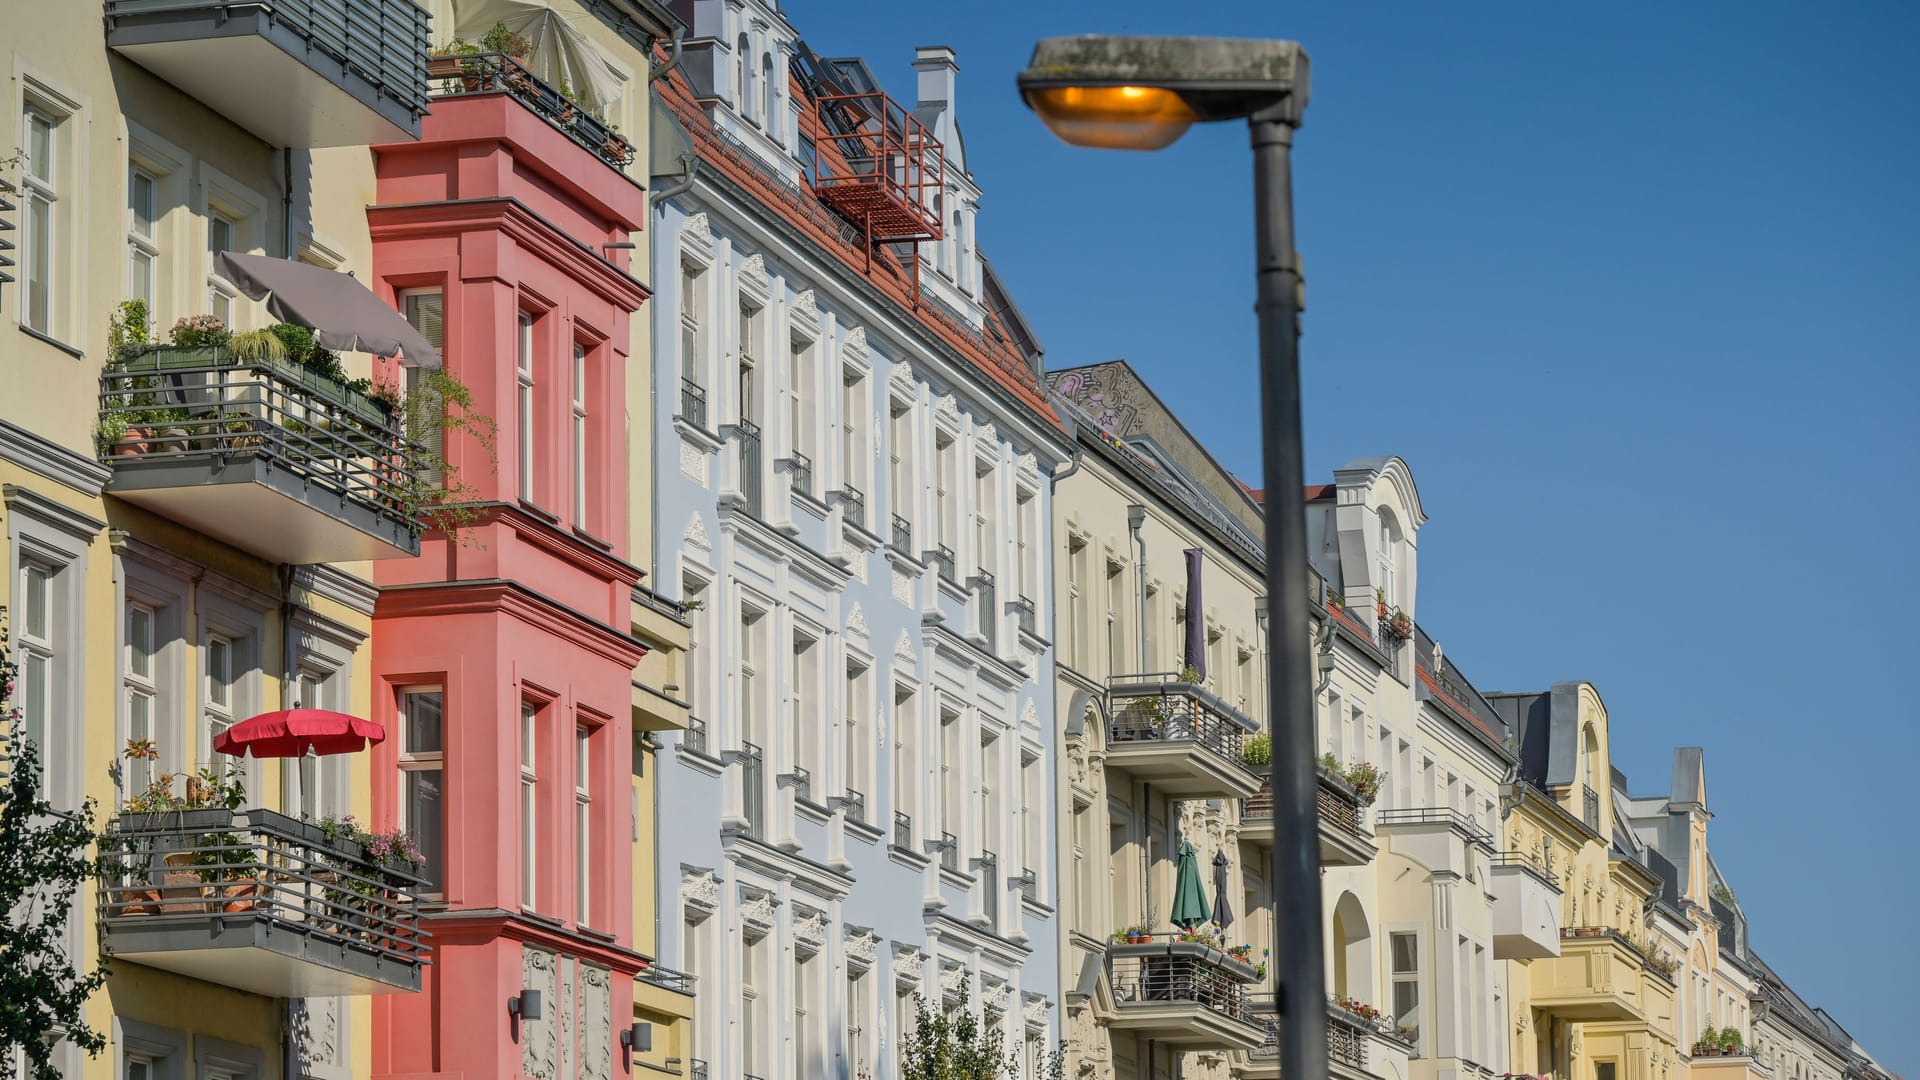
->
[739,741,765,837]
[1318,772,1365,838]
[689,1061,709,1080]
[892,811,913,850]
[1250,995,1379,1067]
[1490,850,1561,890]
[786,450,813,498]
[1583,784,1601,831]
[927,544,957,584]
[1013,596,1037,636]
[679,378,708,429]
[972,569,996,650]
[978,850,999,926]
[97,807,427,992]
[638,963,696,994]
[683,717,708,757]
[840,484,866,529]
[1107,673,1252,767]
[735,419,763,517]
[891,514,913,555]
[786,764,813,804]
[1374,806,1497,851]
[1107,942,1256,1024]
[1019,867,1039,905]
[935,831,959,872]
[426,52,636,170]
[100,349,429,545]
[842,787,866,825]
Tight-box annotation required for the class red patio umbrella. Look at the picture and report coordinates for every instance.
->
[213,709,386,758]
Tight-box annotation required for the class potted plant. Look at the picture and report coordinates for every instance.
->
[1342,761,1384,804]
[1384,610,1414,641]
[1693,1026,1720,1056]
[115,739,251,914]
[480,20,532,64]
[1241,733,1272,771]
[1717,1028,1743,1056]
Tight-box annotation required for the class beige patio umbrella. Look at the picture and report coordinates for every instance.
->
[452,0,626,114]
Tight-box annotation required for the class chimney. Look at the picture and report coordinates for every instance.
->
[913,45,958,111]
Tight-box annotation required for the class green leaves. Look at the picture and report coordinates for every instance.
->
[898,985,1063,1080]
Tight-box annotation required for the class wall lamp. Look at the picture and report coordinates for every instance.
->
[619,1022,652,1063]
[507,988,543,1021]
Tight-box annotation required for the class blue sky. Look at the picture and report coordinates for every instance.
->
[788,0,1917,1065]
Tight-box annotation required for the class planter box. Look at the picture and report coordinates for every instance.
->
[117,345,393,426]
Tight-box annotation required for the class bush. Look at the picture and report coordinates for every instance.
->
[1241,733,1272,768]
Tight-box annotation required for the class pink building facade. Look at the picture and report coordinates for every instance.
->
[365,91,652,1080]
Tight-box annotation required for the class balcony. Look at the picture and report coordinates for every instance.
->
[1240,768,1377,867]
[1104,940,1264,1049]
[1247,997,1411,1080]
[1490,852,1563,960]
[731,420,764,518]
[1691,1053,1773,1080]
[1529,927,1647,1022]
[105,0,430,147]
[1374,806,1496,880]
[100,348,426,563]
[635,961,696,1023]
[1105,674,1262,800]
[97,807,426,996]
[427,52,635,171]
[679,378,708,430]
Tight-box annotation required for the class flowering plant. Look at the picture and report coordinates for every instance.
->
[120,738,248,812]
[169,314,230,348]
[1383,610,1414,641]
[1336,996,1385,1023]
[311,812,426,867]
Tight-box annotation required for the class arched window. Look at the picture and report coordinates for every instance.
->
[1376,510,1399,609]
[735,33,750,111]
[762,53,777,135]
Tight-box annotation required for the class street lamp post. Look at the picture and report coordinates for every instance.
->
[1018,35,1324,1080]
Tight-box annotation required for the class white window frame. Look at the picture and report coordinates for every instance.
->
[128,166,159,321]
[124,601,158,794]
[202,632,235,761]
[679,262,705,390]
[400,288,447,485]
[206,210,238,326]
[571,341,589,529]
[19,97,64,337]
[521,699,539,910]
[17,561,55,788]
[518,312,537,503]
[399,687,447,897]
[574,723,592,925]
[1390,929,1422,1052]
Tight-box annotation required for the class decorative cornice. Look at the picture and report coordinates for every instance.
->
[0,420,110,497]
[792,288,818,316]
[293,563,379,617]
[738,891,777,930]
[683,211,713,247]
[376,579,648,667]
[367,197,650,312]
[1,483,107,543]
[681,868,719,912]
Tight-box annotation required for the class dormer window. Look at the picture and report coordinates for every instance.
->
[762,53,778,138]
[736,33,750,114]
[1377,512,1399,609]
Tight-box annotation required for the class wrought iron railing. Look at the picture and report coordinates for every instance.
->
[842,787,866,825]
[639,963,696,994]
[426,52,636,170]
[100,349,428,533]
[935,831,959,872]
[1583,785,1601,831]
[1490,850,1561,890]
[683,717,709,757]
[740,741,765,837]
[1106,673,1254,769]
[1013,596,1037,636]
[689,1060,709,1080]
[679,378,708,429]
[973,569,996,650]
[97,807,428,979]
[1318,771,1366,838]
[928,544,957,584]
[787,764,813,803]
[891,514,913,555]
[735,419,763,517]
[1374,806,1497,851]
[787,451,813,498]
[1019,867,1039,905]
[840,484,866,529]
[1249,995,1379,1067]
[1106,943,1256,1024]
[893,810,913,850]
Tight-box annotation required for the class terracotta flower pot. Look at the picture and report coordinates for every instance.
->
[221,879,261,913]
[159,851,205,914]
[120,887,162,916]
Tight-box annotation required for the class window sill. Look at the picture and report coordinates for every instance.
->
[887,844,931,873]
[519,500,560,525]
[674,416,724,452]
[676,742,725,778]
[845,817,885,846]
[17,323,85,359]
[572,526,613,552]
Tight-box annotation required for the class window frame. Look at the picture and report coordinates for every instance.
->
[574,722,592,926]
[398,686,447,897]
[19,99,63,336]
[520,698,540,910]
[517,311,537,504]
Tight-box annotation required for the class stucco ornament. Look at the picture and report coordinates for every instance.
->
[683,514,711,553]
[846,929,878,964]
[793,288,818,315]
[1021,699,1038,729]
[522,947,559,1080]
[578,964,612,1080]
[892,566,915,606]
[741,252,768,284]
[844,325,868,354]
[683,212,712,245]
[682,869,719,913]
[887,358,913,394]
[936,394,959,424]
[290,996,345,1079]
[982,981,1012,1013]
[940,964,968,998]
[1023,993,1052,1027]
[1016,451,1038,478]
[679,439,709,483]
[793,909,827,948]
[975,421,998,448]
[894,949,925,983]
[847,603,868,637]
[740,891,777,929]
[895,630,916,664]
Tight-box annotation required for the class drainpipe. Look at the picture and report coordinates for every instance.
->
[1127,504,1147,672]
[281,147,295,258]
[650,153,698,210]
[648,25,684,84]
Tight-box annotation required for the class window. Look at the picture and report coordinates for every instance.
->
[1104,559,1125,677]
[1015,488,1037,602]
[575,725,592,924]
[935,433,957,553]
[737,301,760,423]
[1072,800,1093,927]
[286,669,326,819]
[128,168,158,318]
[124,602,157,793]
[572,342,589,529]
[762,53,778,137]
[521,701,539,909]
[791,631,819,793]
[974,461,996,572]
[891,683,917,827]
[682,575,711,722]
[845,659,870,818]
[400,689,446,892]
[894,980,918,1066]
[203,633,235,756]
[1021,751,1041,888]
[17,563,54,786]
[517,313,536,503]
[790,337,815,488]
[847,966,873,1078]
[126,1057,154,1080]
[207,211,236,325]
[1377,513,1398,610]
[402,290,446,485]
[889,397,914,534]
[794,947,819,1074]
[735,33,750,111]
[842,368,867,498]
[680,264,703,388]
[20,104,61,334]
[1324,691,1343,758]
[939,709,962,846]
[1391,932,1421,1048]
[742,928,768,1077]
[1066,534,1087,668]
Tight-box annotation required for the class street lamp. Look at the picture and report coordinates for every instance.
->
[1019,35,1326,1080]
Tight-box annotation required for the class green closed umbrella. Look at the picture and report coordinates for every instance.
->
[1169,840,1211,931]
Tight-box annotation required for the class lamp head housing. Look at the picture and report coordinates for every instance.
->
[1018,35,1309,149]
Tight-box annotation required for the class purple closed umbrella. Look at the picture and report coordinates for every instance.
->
[1184,548,1206,680]
[216,252,442,369]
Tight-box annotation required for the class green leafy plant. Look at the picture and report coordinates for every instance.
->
[899,985,1063,1080]
[479,20,531,58]
[168,314,230,348]
[381,368,499,543]
[107,298,151,361]
[1241,733,1272,769]
[1341,761,1384,802]
[1695,1026,1719,1054]
[228,328,287,364]
[1711,881,1737,907]
[1717,1027,1743,1054]
[1,608,111,1080]
[1177,663,1202,684]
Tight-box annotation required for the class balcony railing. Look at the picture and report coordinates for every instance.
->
[105,0,431,147]
[679,378,708,429]
[97,807,427,995]
[683,717,709,757]
[426,52,636,170]
[936,831,959,872]
[100,348,427,563]
[1107,674,1251,765]
[1583,785,1601,831]
[740,741,765,837]
[1250,996,1378,1069]
[786,451,813,498]
[840,485,866,529]
[841,787,866,824]
[1374,806,1497,851]
[972,569,997,650]
[927,544,957,584]
[1019,867,1039,905]
[1106,940,1258,1025]
[893,811,913,850]
[689,1062,709,1080]
[735,419,763,517]
[978,850,999,926]
[638,963,696,994]
[785,764,813,804]
[1318,772,1365,837]
[891,514,913,555]
[1013,596,1037,636]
